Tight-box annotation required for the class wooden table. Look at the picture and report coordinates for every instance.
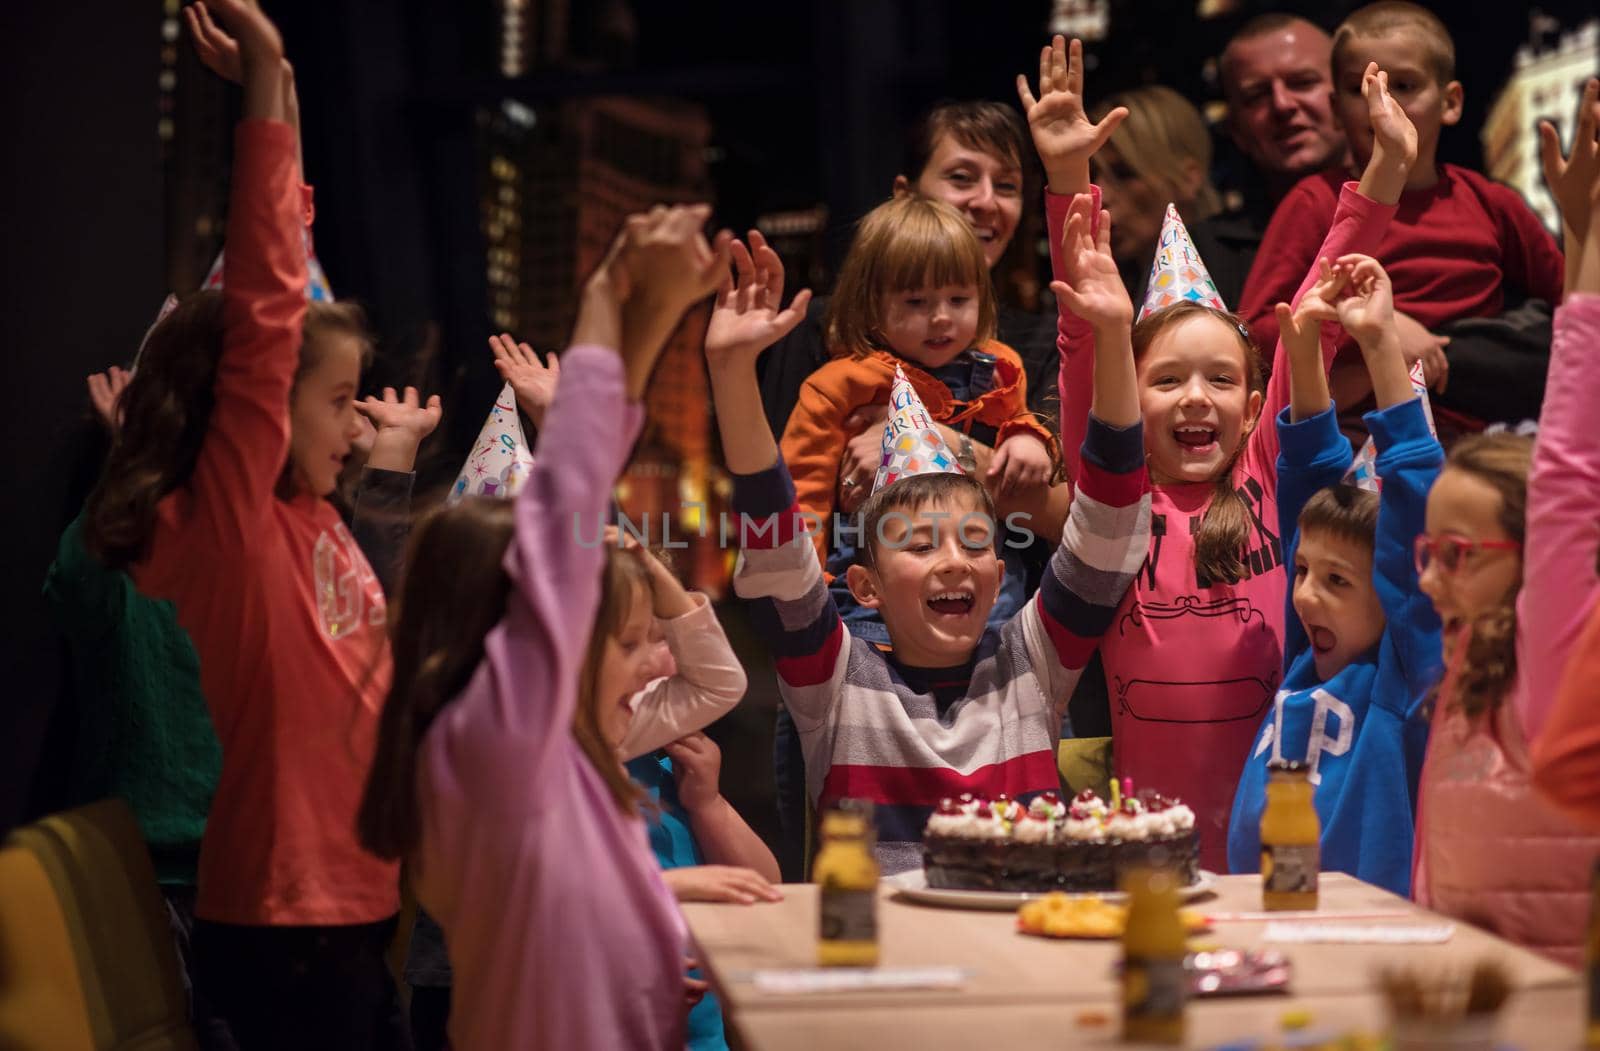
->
[682,873,1586,1049]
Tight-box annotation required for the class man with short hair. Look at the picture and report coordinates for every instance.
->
[1191,15,1347,308]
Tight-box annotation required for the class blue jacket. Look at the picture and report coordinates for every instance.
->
[626,754,728,1051]
[1227,399,1442,895]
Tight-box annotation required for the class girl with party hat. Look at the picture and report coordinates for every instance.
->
[1018,34,1416,870]
[778,196,1059,646]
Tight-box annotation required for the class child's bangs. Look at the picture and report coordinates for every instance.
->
[873,210,987,294]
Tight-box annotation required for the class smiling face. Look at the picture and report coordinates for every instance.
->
[593,582,657,751]
[1135,312,1263,486]
[288,331,366,498]
[1293,528,1384,681]
[1418,467,1523,650]
[1331,29,1461,176]
[879,284,980,369]
[846,492,1004,668]
[905,133,1023,269]
[1222,21,1344,183]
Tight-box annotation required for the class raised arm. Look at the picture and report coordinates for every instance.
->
[617,550,748,760]
[1019,35,1123,483]
[484,210,726,772]
[1519,103,1600,740]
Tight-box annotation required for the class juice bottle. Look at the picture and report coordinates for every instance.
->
[1121,866,1188,1044]
[815,801,879,967]
[1260,759,1319,911]
[1587,857,1600,1047]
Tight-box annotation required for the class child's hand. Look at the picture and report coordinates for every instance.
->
[1539,78,1600,260]
[86,367,132,433]
[704,231,813,377]
[837,403,889,512]
[683,960,709,1007]
[987,433,1053,498]
[1015,36,1126,195]
[620,203,730,315]
[1049,196,1133,331]
[355,386,443,473]
[1358,64,1417,203]
[202,0,286,120]
[490,333,560,429]
[665,732,723,813]
[1324,254,1396,350]
[185,2,244,83]
[663,865,783,905]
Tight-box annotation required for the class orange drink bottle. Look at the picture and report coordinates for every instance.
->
[1121,867,1188,1044]
[1260,759,1319,911]
[815,800,879,967]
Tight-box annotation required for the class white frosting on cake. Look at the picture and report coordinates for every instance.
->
[1012,814,1054,844]
[1061,815,1107,842]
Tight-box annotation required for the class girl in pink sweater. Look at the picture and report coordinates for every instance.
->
[1020,37,1414,866]
[356,207,733,1050]
[1411,80,1600,966]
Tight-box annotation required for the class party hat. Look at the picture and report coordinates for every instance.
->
[1138,204,1226,322]
[1343,360,1437,493]
[449,382,536,502]
[200,226,335,302]
[872,366,964,493]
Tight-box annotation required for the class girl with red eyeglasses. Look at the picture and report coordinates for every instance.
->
[1410,79,1600,968]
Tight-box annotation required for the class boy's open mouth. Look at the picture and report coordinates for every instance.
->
[926,590,975,617]
[1174,425,1218,452]
[1309,626,1336,655]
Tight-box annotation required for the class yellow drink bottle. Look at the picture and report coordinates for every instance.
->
[1121,867,1188,1044]
[815,801,879,967]
[1260,759,1319,911]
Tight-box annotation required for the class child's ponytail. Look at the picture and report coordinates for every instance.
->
[1131,302,1265,586]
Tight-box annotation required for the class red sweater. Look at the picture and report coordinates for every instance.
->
[134,120,399,925]
[1239,165,1563,356]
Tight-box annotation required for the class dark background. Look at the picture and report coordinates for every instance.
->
[3,0,1594,840]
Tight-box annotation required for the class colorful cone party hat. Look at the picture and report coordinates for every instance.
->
[872,366,965,493]
[449,382,536,502]
[1138,204,1226,322]
[1343,360,1438,492]
[200,226,335,302]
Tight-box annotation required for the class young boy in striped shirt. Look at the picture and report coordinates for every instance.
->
[705,229,1151,872]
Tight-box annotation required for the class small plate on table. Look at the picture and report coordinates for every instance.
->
[884,869,1218,910]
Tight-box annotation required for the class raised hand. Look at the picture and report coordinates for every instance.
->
[1016,36,1126,195]
[184,2,243,83]
[1048,196,1133,331]
[1325,254,1396,349]
[614,204,732,396]
[201,0,285,120]
[1539,77,1600,288]
[1358,64,1418,203]
[704,230,813,375]
[86,366,132,433]
[490,333,560,429]
[987,433,1053,498]
[355,386,443,473]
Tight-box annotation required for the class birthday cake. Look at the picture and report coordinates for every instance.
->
[921,787,1199,893]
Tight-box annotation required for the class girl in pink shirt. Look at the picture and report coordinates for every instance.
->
[81,4,438,1046]
[1019,37,1414,866]
[1411,81,1600,966]
[356,207,733,1051]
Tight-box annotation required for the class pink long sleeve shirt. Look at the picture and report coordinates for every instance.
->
[414,345,687,1051]
[1049,183,1394,870]
[1414,293,1600,966]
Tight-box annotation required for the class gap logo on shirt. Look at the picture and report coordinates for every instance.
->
[313,521,385,639]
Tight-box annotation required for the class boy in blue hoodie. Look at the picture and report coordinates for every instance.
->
[1228,253,1442,896]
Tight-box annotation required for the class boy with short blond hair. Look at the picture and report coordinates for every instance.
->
[1239,1,1564,420]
